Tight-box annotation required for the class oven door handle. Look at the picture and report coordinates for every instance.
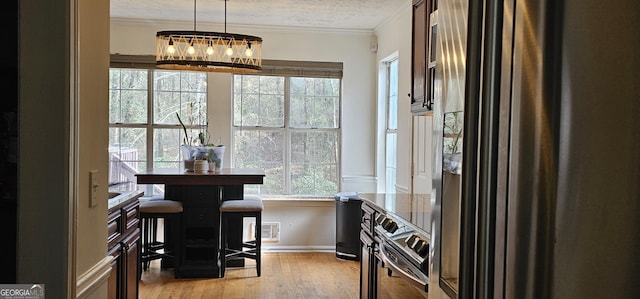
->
[378,244,429,291]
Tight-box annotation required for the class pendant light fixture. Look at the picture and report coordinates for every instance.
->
[156,0,262,73]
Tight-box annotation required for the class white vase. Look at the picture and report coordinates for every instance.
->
[208,161,218,172]
[181,145,196,172]
[183,159,195,172]
[208,146,225,172]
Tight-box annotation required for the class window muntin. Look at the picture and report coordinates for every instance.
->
[290,77,340,128]
[233,75,285,127]
[109,69,148,124]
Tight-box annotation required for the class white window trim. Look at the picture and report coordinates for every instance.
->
[232,60,343,197]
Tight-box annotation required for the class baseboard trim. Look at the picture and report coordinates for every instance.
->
[262,245,336,252]
[76,256,114,298]
[263,199,335,207]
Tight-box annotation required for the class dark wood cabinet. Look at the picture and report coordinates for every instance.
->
[107,243,121,299]
[411,0,427,114]
[163,184,245,278]
[122,230,140,299]
[359,202,379,299]
[107,196,141,299]
[411,0,437,115]
[165,185,222,278]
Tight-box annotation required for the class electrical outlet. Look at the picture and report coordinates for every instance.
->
[90,170,99,207]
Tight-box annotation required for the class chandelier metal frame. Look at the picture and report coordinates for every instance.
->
[155,0,262,73]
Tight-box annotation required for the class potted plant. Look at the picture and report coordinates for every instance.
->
[177,109,224,172]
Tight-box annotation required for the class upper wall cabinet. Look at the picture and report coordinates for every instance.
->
[411,0,437,115]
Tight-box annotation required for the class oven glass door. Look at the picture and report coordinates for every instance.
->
[376,242,428,298]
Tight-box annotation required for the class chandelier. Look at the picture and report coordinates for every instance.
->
[156,0,263,73]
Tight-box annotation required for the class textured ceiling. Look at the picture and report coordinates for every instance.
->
[111,0,408,30]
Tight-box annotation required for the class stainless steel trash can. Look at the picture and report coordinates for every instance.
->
[335,192,362,261]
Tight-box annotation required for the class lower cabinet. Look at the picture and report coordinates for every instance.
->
[360,202,380,299]
[107,243,121,299]
[108,198,141,299]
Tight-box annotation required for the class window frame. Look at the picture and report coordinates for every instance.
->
[232,60,343,198]
[109,55,208,195]
[385,58,399,194]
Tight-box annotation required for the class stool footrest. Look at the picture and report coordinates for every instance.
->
[148,241,164,250]
[225,249,257,260]
[241,241,256,249]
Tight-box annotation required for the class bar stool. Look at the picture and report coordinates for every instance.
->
[219,196,264,277]
[139,199,183,272]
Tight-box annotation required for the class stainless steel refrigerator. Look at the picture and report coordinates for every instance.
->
[430,0,640,298]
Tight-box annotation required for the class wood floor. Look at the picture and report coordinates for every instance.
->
[139,252,361,299]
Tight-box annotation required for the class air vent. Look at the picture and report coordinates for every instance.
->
[249,222,280,242]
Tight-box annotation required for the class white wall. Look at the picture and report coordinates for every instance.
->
[373,2,415,194]
[75,0,113,297]
[110,6,416,250]
[261,200,337,251]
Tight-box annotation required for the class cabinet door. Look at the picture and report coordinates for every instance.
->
[123,200,140,237]
[122,229,140,299]
[107,243,122,299]
[107,209,122,248]
[412,0,438,115]
[360,230,377,299]
[411,0,427,114]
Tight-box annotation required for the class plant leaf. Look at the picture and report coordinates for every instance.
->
[176,112,190,145]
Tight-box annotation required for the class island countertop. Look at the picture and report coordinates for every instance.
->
[108,189,144,212]
[135,168,265,185]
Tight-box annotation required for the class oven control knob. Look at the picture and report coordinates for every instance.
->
[413,239,429,257]
[409,237,423,249]
[385,221,398,233]
[380,217,393,229]
[405,234,419,248]
[382,218,397,231]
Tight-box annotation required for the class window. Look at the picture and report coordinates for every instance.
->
[385,59,399,194]
[108,59,207,195]
[232,61,342,197]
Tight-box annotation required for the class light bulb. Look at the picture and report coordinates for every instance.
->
[245,48,253,57]
[167,38,175,54]
[225,46,234,56]
[187,45,195,55]
[206,46,214,55]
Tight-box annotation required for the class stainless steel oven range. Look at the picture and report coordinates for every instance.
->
[373,212,429,298]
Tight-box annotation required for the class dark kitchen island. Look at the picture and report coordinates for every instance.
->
[136,168,265,278]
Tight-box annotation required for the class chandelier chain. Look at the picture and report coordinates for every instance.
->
[224,0,227,33]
